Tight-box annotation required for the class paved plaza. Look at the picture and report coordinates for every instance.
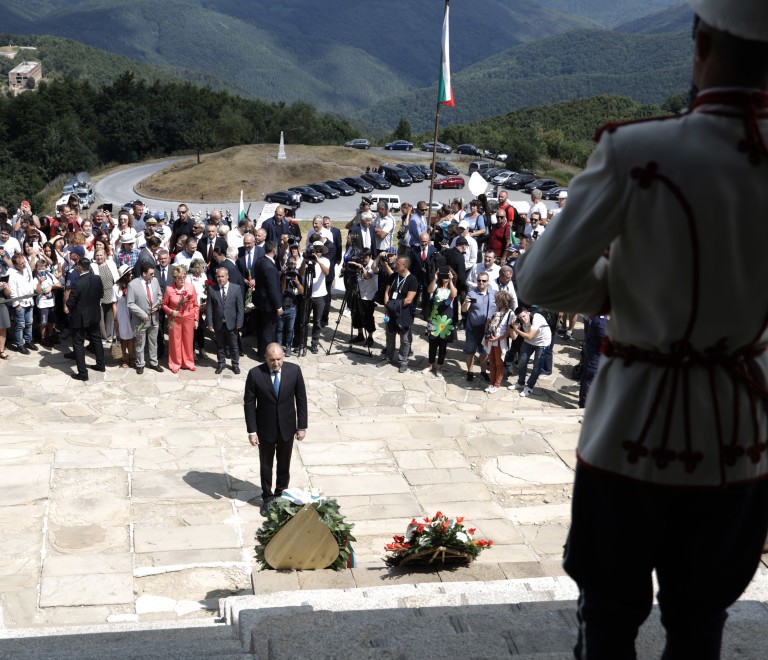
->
[0,302,587,629]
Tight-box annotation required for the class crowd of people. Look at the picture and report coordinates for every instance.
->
[0,187,599,401]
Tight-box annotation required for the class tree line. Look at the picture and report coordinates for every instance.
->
[0,72,357,211]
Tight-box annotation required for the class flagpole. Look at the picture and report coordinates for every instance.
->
[427,0,450,231]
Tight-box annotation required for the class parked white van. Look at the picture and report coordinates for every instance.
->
[369,194,401,213]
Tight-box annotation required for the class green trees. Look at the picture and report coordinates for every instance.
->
[391,117,412,142]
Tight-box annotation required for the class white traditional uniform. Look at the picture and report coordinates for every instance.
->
[518,88,768,488]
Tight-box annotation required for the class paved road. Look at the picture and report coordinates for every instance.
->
[93,152,535,223]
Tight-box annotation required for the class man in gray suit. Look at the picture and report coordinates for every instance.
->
[206,266,244,374]
[127,262,163,374]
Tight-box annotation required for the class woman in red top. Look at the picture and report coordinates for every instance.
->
[487,209,510,258]
[162,265,200,373]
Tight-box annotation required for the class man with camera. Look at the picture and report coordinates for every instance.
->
[298,237,330,354]
[378,256,418,373]
[277,254,304,357]
[463,273,496,382]
[343,244,377,347]
[507,304,551,398]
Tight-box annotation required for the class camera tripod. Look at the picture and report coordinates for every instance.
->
[295,265,315,358]
[326,272,372,357]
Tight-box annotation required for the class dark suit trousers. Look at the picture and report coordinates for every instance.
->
[73,323,104,376]
[214,324,239,367]
[255,310,277,357]
[258,438,294,498]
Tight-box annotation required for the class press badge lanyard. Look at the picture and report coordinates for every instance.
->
[391,275,405,300]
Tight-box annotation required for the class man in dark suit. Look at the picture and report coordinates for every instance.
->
[206,266,244,374]
[347,211,377,253]
[66,257,105,381]
[154,249,172,359]
[198,223,227,273]
[252,241,283,358]
[243,343,308,516]
[262,206,291,244]
[134,236,160,278]
[410,231,437,315]
[210,247,246,290]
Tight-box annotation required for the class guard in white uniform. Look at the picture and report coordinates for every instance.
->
[517,2,768,657]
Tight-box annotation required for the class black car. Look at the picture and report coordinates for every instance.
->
[481,167,504,182]
[421,141,452,154]
[504,172,537,190]
[341,176,374,193]
[378,163,412,187]
[308,183,340,199]
[434,161,459,176]
[344,138,370,149]
[397,164,425,182]
[324,179,356,196]
[456,144,481,156]
[543,187,568,201]
[361,172,392,190]
[523,178,560,194]
[264,190,298,207]
[415,164,434,179]
[289,186,325,203]
[384,140,414,151]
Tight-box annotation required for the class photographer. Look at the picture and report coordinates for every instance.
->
[277,255,305,357]
[343,247,377,347]
[373,201,395,252]
[423,266,457,379]
[378,256,418,373]
[462,272,496,383]
[508,304,552,398]
[298,237,330,354]
[372,247,397,306]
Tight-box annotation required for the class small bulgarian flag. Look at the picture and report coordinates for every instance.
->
[438,3,454,107]
[238,190,245,221]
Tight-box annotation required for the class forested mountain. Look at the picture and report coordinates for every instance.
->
[358,29,692,133]
[536,0,680,27]
[0,0,590,114]
[615,4,693,35]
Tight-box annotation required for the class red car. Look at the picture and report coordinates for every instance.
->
[432,175,465,190]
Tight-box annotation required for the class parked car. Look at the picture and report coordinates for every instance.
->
[396,163,425,182]
[456,144,481,156]
[344,138,370,149]
[523,178,560,194]
[361,172,391,190]
[384,140,413,151]
[432,175,466,190]
[324,179,356,196]
[369,194,401,213]
[421,141,452,154]
[378,163,412,187]
[289,186,325,203]
[468,161,492,176]
[264,190,299,207]
[504,172,537,190]
[491,170,517,186]
[341,176,374,193]
[434,161,459,175]
[543,186,568,200]
[481,167,504,181]
[308,183,340,199]
[415,164,434,179]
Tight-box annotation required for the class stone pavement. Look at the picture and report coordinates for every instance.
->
[0,301,586,629]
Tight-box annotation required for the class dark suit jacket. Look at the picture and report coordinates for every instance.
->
[243,361,308,443]
[262,217,291,245]
[348,225,377,253]
[154,264,172,293]
[67,271,104,329]
[252,255,282,312]
[134,247,156,278]
[409,244,436,285]
[236,245,265,280]
[329,226,343,266]
[198,236,227,265]
[210,259,246,291]
[444,247,468,297]
[206,282,244,330]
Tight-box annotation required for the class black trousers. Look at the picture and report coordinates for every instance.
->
[258,437,294,499]
[72,323,104,376]
[564,464,768,660]
[321,272,334,323]
[214,324,239,367]
[255,309,277,357]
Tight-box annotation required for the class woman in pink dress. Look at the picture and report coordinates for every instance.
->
[162,266,200,373]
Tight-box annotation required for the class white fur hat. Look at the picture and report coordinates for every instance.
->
[689,0,768,43]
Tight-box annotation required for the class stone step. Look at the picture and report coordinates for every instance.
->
[0,621,250,659]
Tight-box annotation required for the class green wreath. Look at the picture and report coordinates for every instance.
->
[255,497,356,571]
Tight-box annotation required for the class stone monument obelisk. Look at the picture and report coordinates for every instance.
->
[278,131,286,160]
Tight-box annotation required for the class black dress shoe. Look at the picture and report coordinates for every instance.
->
[18,346,30,355]
[136,367,144,375]
[215,365,224,375]
[232,365,241,374]
[148,364,163,372]
[89,364,106,372]
[63,351,75,359]
[25,342,39,351]
[352,335,365,344]
[71,373,89,381]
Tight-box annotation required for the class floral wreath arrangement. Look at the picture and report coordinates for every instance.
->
[384,511,493,567]
[255,488,356,571]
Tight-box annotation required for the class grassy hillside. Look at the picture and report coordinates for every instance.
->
[357,29,692,132]
[0,0,591,113]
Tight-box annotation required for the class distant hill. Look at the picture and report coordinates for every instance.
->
[535,0,680,27]
[0,0,591,114]
[357,29,692,133]
[0,34,242,93]
[615,3,693,34]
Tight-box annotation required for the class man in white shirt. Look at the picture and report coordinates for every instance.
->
[299,240,330,354]
[174,237,205,268]
[227,219,249,250]
[8,253,38,353]
[509,304,552,398]
[468,251,501,291]
[373,201,395,252]
[529,189,548,224]
[489,265,518,309]
[548,190,567,221]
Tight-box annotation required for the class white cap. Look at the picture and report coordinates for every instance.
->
[558,190,568,199]
[689,0,768,43]
[458,219,469,229]
[119,229,137,244]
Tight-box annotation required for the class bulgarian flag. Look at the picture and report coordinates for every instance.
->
[238,190,245,221]
[438,3,454,107]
